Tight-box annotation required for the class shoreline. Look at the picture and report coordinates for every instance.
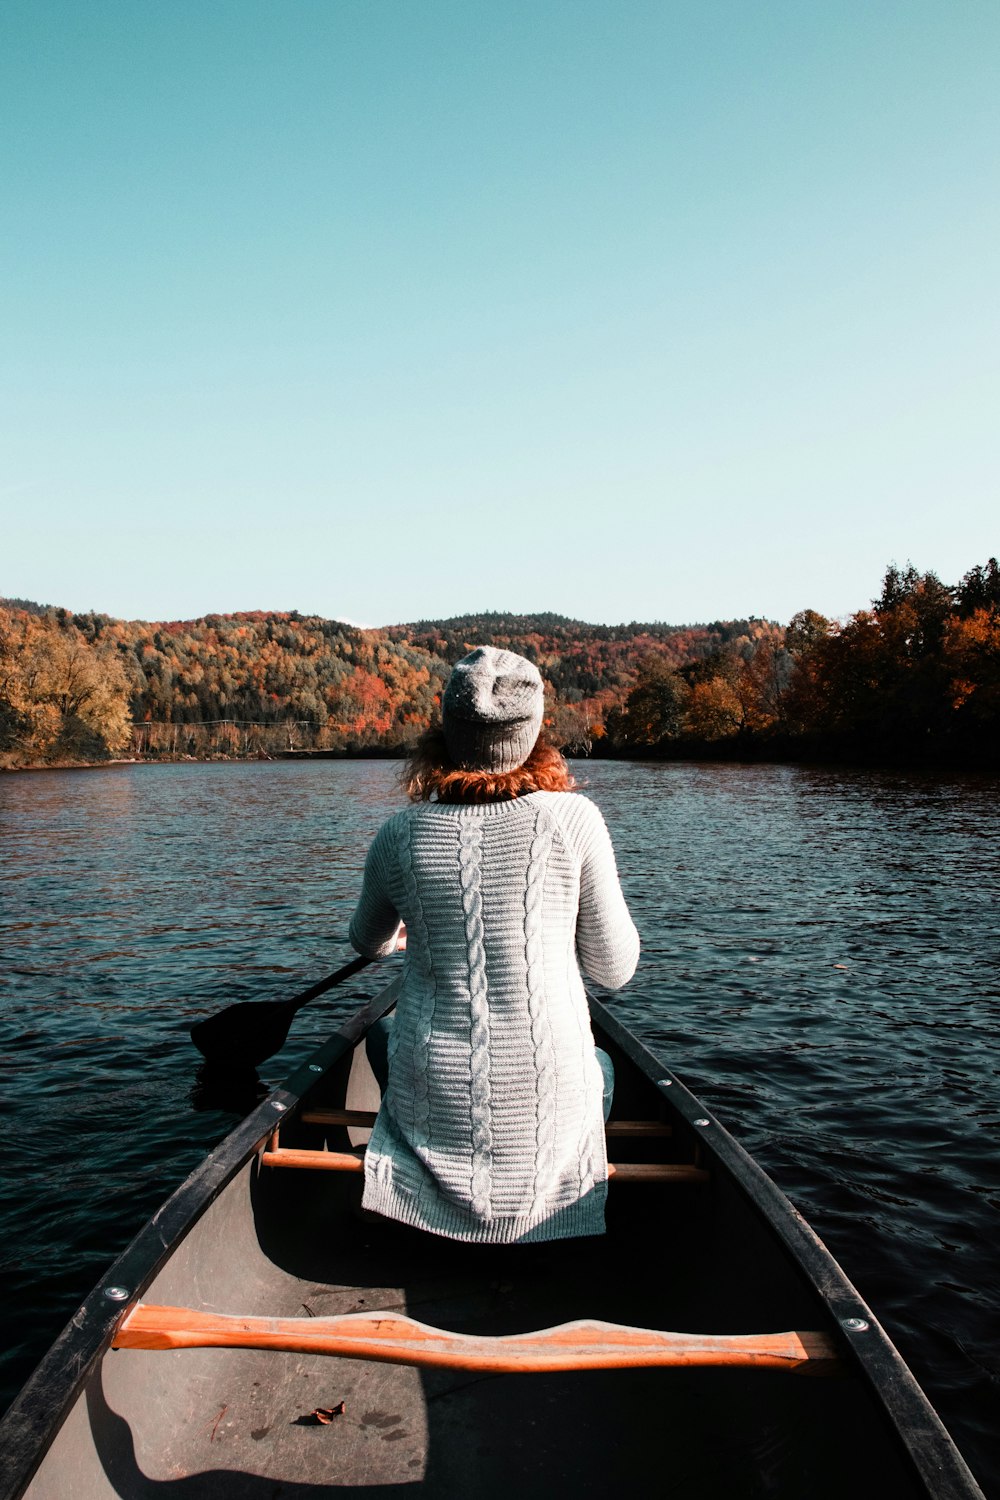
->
[3,748,998,777]
[0,757,148,774]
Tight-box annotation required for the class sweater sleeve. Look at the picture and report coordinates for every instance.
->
[349,817,404,960]
[560,796,640,991]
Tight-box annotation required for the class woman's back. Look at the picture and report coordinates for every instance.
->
[350,790,639,1243]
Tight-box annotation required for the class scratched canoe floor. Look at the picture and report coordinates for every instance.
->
[1,759,998,1494]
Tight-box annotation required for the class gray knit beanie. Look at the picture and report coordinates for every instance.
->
[442,646,545,772]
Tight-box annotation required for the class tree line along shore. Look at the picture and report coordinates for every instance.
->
[2,559,998,772]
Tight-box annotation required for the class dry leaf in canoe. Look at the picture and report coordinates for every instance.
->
[298,1402,346,1426]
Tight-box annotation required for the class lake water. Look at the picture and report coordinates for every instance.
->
[1,759,998,1493]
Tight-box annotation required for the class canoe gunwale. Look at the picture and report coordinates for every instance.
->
[588,991,986,1500]
[0,976,402,1500]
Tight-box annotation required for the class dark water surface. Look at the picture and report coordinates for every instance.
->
[1,760,998,1491]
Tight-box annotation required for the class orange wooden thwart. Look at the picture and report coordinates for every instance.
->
[259,1145,705,1182]
[607,1162,707,1182]
[260,1146,365,1172]
[113,1304,839,1375]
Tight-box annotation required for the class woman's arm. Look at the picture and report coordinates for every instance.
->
[349,820,405,960]
[569,798,640,991]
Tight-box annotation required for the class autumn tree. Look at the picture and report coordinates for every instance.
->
[784,568,970,755]
[684,676,744,740]
[732,626,792,733]
[0,608,133,762]
[783,610,834,735]
[944,606,1000,739]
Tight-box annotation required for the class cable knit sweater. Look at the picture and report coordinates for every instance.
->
[348,791,640,1243]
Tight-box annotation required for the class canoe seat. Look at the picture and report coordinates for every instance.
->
[264,1114,701,1183]
[113,1304,839,1375]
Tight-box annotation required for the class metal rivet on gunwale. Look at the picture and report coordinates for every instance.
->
[104,1287,129,1302]
[308,1064,323,1073]
[657,1079,673,1088]
[841,1317,870,1332]
[693,1118,711,1127]
[272,1101,287,1112]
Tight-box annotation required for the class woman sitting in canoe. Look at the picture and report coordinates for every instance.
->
[349,646,640,1244]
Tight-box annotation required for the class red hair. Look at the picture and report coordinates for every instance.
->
[404,728,575,803]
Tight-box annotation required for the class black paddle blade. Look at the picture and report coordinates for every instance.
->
[189,954,375,1070]
[190,1000,295,1070]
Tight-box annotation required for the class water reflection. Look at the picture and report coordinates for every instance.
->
[189,1062,268,1115]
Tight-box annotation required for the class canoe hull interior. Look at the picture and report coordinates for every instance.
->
[7,993,985,1500]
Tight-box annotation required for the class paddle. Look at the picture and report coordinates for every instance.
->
[190,953,374,1070]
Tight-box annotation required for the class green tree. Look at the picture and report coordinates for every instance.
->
[622,658,690,746]
[955,557,1000,618]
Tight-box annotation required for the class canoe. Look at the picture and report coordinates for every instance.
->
[0,977,985,1499]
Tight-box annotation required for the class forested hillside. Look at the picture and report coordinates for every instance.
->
[2,559,998,768]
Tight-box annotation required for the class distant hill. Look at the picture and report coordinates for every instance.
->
[387,611,701,641]
[4,560,995,768]
[1,598,776,758]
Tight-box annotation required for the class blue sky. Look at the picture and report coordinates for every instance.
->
[2,1,997,627]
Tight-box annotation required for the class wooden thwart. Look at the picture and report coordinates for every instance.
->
[301,1108,379,1128]
[606,1119,673,1138]
[301,1109,672,1138]
[262,1146,365,1172]
[609,1161,707,1182]
[260,1144,706,1182]
[114,1304,839,1375]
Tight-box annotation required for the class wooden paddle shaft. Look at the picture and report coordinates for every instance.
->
[285,953,372,1013]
